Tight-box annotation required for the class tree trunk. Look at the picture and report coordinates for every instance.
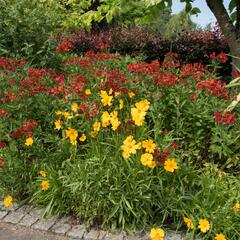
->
[206,0,240,73]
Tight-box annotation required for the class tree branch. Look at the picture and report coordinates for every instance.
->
[205,0,238,52]
[236,0,240,37]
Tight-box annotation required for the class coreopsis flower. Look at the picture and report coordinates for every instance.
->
[109,88,113,95]
[135,99,150,112]
[79,133,86,142]
[65,128,78,145]
[115,92,121,97]
[183,216,194,229]
[128,92,135,98]
[140,153,156,169]
[164,159,178,173]
[41,180,49,191]
[119,99,124,109]
[25,137,33,146]
[215,233,226,240]
[131,108,147,126]
[101,111,111,127]
[142,140,156,153]
[56,111,73,120]
[150,227,165,240]
[90,131,97,138]
[39,170,46,178]
[93,121,101,132]
[198,219,210,233]
[85,89,91,95]
[121,135,141,159]
[233,203,240,212]
[71,102,78,112]
[54,119,62,130]
[100,90,112,106]
[3,195,13,207]
[110,111,121,131]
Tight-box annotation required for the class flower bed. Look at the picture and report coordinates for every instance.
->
[0,51,239,240]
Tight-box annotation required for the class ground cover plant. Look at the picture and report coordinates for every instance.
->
[0,48,239,240]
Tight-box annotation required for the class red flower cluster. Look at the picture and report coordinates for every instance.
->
[56,40,73,53]
[214,111,236,125]
[0,109,9,116]
[196,78,228,99]
[11,119,38,138]
[85,50,120,61]
[180,63,206,79]
[210,52,228,64]
[127,60,160,74]
[154,72,179,87]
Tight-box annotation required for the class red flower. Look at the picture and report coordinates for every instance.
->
[217,52,228,64]
[0,141,6,149]
[0,109,8,116]
[191,93,197,101]
[0,158,4,167]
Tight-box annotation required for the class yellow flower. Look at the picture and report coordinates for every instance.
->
[85,89,91,95]
[65,128,78,145]
[93,121,101,132]
[150,227,165,240]
[121,135,141,159]
[39,170,46,178]
[101,111,111,127]
[79,133,86,142]
[198,219,210,233]
[135,99,150,112]
[3,195,13,207]
[62,111,73,119]
[41,180,49,191]
[100,90,113,106]
[110,111,121,131]
[71,102,78,112]
[128,92,135,98]
[90,131,98,138]
[164,159,179,173]
[131,107,147,126]
[215,233,226,240]
[119,99,124,109]
[115,91,121,97]
[140,153,156,169]
[142,139,156,153]
[54,119,62,130]
[25,137,33,146]
[183,216,194,229]
[233,203,240,212]
[109,88,113,95]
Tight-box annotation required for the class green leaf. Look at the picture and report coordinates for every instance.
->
[228,0,236,13]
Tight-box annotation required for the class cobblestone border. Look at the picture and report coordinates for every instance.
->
[0,202,189,240]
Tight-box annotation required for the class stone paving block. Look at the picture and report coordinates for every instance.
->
[0,202,18,212]
[124,236,140,240]
[18,213,39,227]
[29,208,45,218]
[84,229,106,240]
[104,232,124,240]
[58,216,72,224]
[51,222,72,235]
[165,231,185,240]
[67,224,86,239]
[2,210,25,224]
[32,216,58,231]
[0,211,8,220]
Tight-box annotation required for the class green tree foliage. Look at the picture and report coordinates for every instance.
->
[164,10,197,40]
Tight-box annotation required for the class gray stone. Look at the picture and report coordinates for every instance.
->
[104,232,124,240]
[51,223,71,235]
[32,216,58,231]
[18,213,39,227]
[0,202,18,212]
[29,208,45,218]
[84,229,106,240]
[58,216,72,224]
[0,211,8,220]
[2,210,25,224]
[165,231,184,240]
[124,236,140,240]
[67,224,86,238]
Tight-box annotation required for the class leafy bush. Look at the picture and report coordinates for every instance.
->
[0,52,239,239]
[66,26,231,78]
[0,0,62,67]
